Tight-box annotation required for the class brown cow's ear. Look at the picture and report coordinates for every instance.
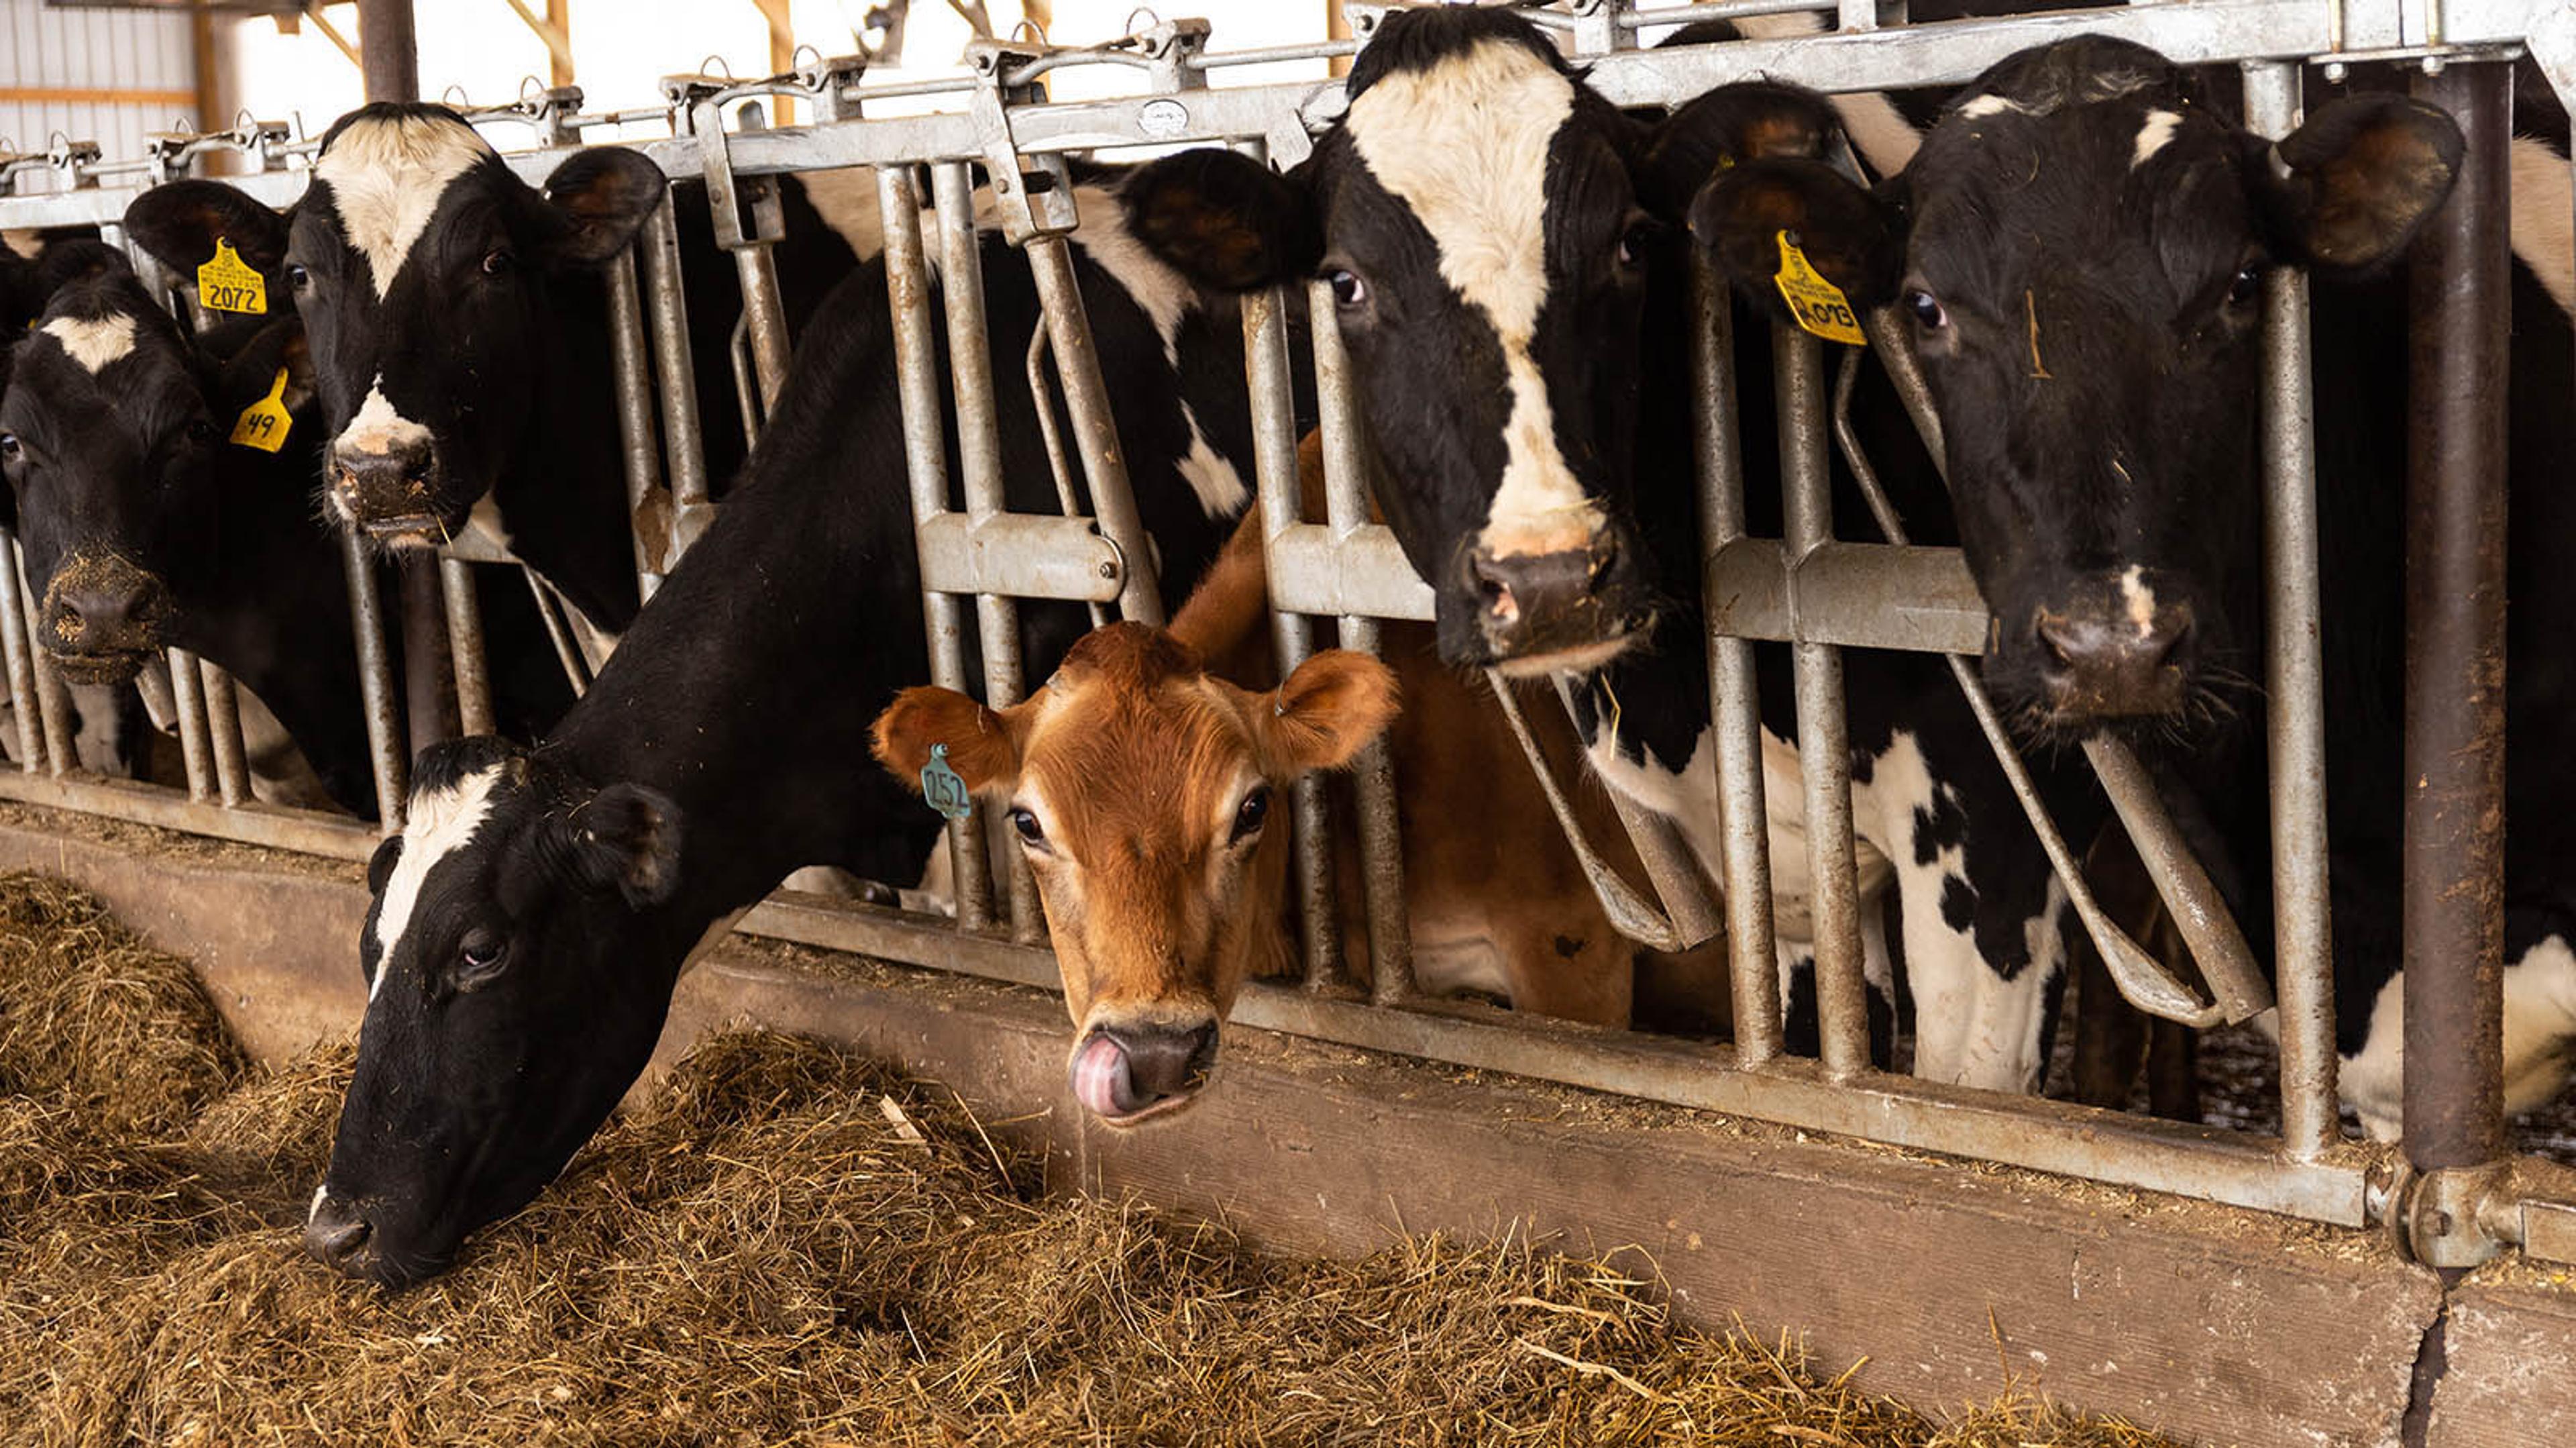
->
[2255,96,2463,276]
[1640,81,1845,218]
[1688,158,1902,313]
[125,180,291,276]
[872,686,1025,796]
[1252,650,1399,777]
[541,146,667,266]
[1119,147,1320,293]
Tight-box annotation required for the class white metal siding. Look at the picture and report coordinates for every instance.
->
[0,0,196,190]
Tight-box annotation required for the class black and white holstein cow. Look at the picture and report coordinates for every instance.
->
[304,190,1287,1286]
[1690,36,2575,1138]
[1120,4,2096,1088]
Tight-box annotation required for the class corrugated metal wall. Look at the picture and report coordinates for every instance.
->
[1,0,197,188]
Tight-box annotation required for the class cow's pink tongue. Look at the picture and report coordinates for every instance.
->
[1072,1035,1141,1119]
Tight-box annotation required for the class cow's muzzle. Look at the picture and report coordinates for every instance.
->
[329,438,451,548]
[2028,571,2196,721]
[40,552,170,683]
[1069,1019,1219,1126]
[1466,529,1648,678]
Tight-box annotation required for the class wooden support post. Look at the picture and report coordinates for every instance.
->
[752,0,794,124]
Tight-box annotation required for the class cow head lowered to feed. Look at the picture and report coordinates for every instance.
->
[872,625,1397,1126]
[1687,36,2463,737]
[307,736,684,1287]
[124,105,667,551]
[1115,5,1843,676]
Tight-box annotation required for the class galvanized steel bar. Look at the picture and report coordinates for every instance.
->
[933,160,1042,943]
[1692,254,1784,1065]
[2245,60,2340,1159]
[440,557,496,737]
[1259,524,1434,620]
[733,233,794,412]
[164,647,217,803]
[2402,62,2512,1177]
[638,197,716,570]
[1025,234,1165,627]
[0,767,378,861]
[523,568,591,697]
[601,245,672,605]
[1307,282,1411,1004]
[0,527,46,772]
[1776,325,1870,1077]
[340,537,408,830]
[199,660,251,808]
[13,544,77,777]
[398,558,456,760]
[877,162,994,932]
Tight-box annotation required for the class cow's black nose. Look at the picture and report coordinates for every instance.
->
[1102,1021,1218,1102]
[42,553,168,656]
[2035,602,2194,719]
[329,442,441,533]
[1466,532,1632,663]
[304,1189,379,1278]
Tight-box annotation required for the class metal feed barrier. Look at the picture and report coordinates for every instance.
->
[5,0,2575,1271]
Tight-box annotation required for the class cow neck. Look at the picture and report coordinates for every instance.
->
[496,268,643,636]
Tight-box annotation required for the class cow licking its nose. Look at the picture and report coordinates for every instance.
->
[1069,1019,1220,1125]
[1465,527,1637,670]
[42,552,170,681]
[2031,569,2195,721]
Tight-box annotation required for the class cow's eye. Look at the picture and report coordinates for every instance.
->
[1615,218,1654,270]
[1229,785,1271,845]
[1010,807,1045,846]
[481,249,516,278]
[1328,268,1366,308]
[2227,265,2262,307]
[0,434,19,464]
[284,263,311,293]
[456,932,508,984]
[1904,288,1947,331]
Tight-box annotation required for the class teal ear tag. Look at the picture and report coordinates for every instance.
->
[920,743,974,821]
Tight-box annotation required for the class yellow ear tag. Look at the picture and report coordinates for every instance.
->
[1773,230,1864,346]
[229,367,293,453]
[197,238,267,315]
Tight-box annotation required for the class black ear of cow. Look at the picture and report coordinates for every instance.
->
[541,147,668,266]
[571,782,682,911]
[1640,82,1846,219]
[2257,95,2464,276]
[124,180,291,274]
[1119,147,1320,293]
[367,833,404,896]
[1688,158,1903,313]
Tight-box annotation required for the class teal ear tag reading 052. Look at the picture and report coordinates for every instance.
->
[920,743,974,820]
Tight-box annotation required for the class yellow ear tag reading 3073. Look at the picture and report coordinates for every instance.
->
[229,367,293,453]
[197,239,266,315]
[1774,230,1864,346]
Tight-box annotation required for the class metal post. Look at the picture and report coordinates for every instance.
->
[1307,280,1411,1004]
[602,246,672,604]
[1777,325,1870,1077]
[341,537,408,829]
[933,161,1041,943]
[637,197,716,568]
[1692,254,1784,1066]
[732,201,794,411]
[440,557,495,736]
[165,647,217,802]
[355,0,419,103]
[199,660,251,807]
[523,568,592,698]
[2402,62,2512,1174]
[399,557,455,759]
[1024,235,1165,626]
[13,544,76,775]
[877,164,994,931]
[2244,61,2339,1159]
[0,527,46,772]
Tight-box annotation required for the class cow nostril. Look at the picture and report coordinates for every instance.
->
[2036,615,2077,670]
[1470,554,1520,625]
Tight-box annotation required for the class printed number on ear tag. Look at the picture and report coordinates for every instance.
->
[198,239,267,316]
[1774,230,1865,346]
[229,366,293,453]
[920,743,974,821]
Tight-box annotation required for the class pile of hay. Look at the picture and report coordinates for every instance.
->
[0,871,2175,1445]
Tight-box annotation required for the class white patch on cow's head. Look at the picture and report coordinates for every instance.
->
[368,761,508,995]
[335,376,434,461]
[2131,109,2182,170]
[2118,564,2156,639]
[1175,406,1249,519]
[314,111,493,299]
[2509,136,2575,319]
[1957,93,2030,120]
[307,1182,329,1224]
[1343,37,1603,561]
[40,314,136,374]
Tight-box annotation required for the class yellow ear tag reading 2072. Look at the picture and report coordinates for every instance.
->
[1773,230,1864,346]
[229,367,293,453]
[197,239,266,315]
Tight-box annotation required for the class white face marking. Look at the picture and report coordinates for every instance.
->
[2119,564,2157,639]
[1344,39,1605,561]
[1958,93,2030,120]
[1175,405,1250,520]
[335,376,435,462]
[2131,109,2182,170]
[368,761,508,996]
[1067,183,1197,366]
[308,1182,330,1223]
[40,314,136,374]
[2510,136,2575,319]
[313,112,493,300]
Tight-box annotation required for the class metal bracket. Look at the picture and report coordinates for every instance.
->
[965,38,1082,244]
[688,96,788,253]
[2381,1159,2514,1268]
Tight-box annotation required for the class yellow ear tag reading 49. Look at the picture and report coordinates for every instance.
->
[1773,230,1864,346]
[229,367,293,453]
[197,239,267,316]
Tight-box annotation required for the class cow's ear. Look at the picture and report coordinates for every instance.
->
[1248,650,1399,778]
[1120,147,1320,293]
[872,686,1026,797]
[540,147,667,265]
[124,180,291,275]
[571,782,682,909]
[2255,95,2463,275]
[366,833,403,896]
[1640,81,1846,218]
[1688,158,1904,313]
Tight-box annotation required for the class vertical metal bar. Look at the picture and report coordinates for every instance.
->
[165,646,216,802]
[341,536,407,830]
[1776,325,1870,1077]
[13,544,76,776]
[200,660,250,807]
[1691,256,1784,1064]
[1307,280,1411,1004]
[355,0,420,103]
[398,558,455,760]
[440,557,495,737]
[2402,62,2512,1173]
[601,245,671,604]
[2244,61,2339,1159]
[638,195,715,580]
[933,161,1041,944]
[733,236,793,412]
[0,525,46,772]
[878,164,994,932]
[523,567,591,699]
[1024,234,1165,626]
